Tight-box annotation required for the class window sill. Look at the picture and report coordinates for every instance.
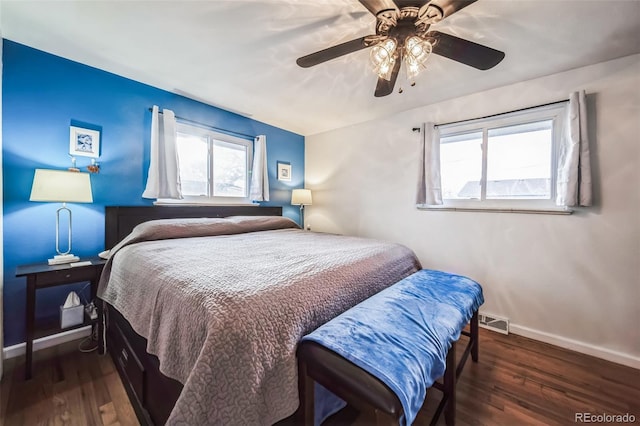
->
[417,205,573,215]
[154,200,259,207]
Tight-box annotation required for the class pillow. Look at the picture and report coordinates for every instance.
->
[110,215,299,255]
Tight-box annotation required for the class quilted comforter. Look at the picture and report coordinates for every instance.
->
[98,216,421,425]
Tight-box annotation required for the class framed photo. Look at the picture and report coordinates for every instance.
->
[277,162,292,181]
[69,126,100,158]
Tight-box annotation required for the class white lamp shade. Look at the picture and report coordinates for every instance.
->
[291,189,312,206]
[30,169,93,203]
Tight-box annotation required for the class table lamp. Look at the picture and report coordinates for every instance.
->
[291,188,312,229]
[29,169,93,265]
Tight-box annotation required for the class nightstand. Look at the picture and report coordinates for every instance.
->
[15,257,106,380]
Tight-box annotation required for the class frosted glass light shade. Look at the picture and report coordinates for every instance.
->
[30,169,93,203]
[370,38,397,81]
[291,189,312,206]
[404,36,432,80]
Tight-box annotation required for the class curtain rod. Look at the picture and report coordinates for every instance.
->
[432,99,570,129]
[149,107,255,140]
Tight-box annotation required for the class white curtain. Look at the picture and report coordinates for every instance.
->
[416,122,443,206]
[142,106,182,199]
[556,91,592,206]
[249,135,269,202]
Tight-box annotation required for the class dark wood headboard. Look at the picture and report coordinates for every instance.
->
[105,205,283,249]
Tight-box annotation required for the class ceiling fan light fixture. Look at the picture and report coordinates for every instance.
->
[370,38,397,80]
[404,35,432,80]
[296,0,505,97]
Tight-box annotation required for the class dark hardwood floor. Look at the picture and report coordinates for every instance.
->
[1,340,137,426]
[2,329,639,425]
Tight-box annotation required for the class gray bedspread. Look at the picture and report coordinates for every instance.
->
[98,216,421,425]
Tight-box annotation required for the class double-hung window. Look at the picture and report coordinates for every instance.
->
[172,123,254,204]
[437,103,568,211]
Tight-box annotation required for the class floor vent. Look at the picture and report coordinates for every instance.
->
[478,313,509,335]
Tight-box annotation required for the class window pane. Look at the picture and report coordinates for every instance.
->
[177,133,209,196]
[440,132,483,199]
[213,140,248,197]
[487,121,552,199]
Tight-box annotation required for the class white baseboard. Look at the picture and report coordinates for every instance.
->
[509,323,640,370]
[2,326,92,360]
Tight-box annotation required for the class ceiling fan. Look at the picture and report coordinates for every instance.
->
[296,0,505,97]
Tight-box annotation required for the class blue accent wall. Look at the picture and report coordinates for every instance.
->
[2,40,305,347]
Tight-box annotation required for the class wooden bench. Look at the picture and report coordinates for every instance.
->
[297,269,483,425]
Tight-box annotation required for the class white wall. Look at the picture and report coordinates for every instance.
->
[306,54,640,368]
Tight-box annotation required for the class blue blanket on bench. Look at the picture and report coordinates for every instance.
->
[301,269,484,425]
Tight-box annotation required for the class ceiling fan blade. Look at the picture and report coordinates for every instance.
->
[429,31,505,70]
[296,36,373,68]
[428,0,478,20]
[358,0,399,16]
[374,57,401,97]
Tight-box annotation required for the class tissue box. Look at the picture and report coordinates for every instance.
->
[60,304,84,328]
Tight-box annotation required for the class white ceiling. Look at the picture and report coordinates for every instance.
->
[2,0,640,136]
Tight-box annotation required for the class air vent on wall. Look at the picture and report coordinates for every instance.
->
[478,312,509,335]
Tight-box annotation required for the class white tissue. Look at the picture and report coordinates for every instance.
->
[61,291,84,328]
[63,291,81,308]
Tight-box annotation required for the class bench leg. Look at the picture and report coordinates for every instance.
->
[298,360,315,426]
[471,310,479,362]
[444,342,456,426]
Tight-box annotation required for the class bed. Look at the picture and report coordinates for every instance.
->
[98,206,421,425]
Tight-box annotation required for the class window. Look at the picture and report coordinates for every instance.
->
[437,103,567,210]
[170,123,253,204]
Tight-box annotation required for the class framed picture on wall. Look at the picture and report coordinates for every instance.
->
[69,126,100,158]
[277,162,292,181]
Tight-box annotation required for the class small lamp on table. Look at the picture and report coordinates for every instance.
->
[291,189,312,229]
[29,169,93,265]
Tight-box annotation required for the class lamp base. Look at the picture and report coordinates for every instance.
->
[48,254,80,265]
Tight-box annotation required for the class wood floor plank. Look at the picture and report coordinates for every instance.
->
[480,341,639,411]
[100,401,119,426]
[0,360,26,426]
[2,330,639,426]
[78,351,109,426]
[0,339,134,426]
[51,349,77,425]
[0,357,17,426]
[103,371,139,426]
[88,355,115,411]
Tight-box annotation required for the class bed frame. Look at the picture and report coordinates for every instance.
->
[101,205,283,425]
